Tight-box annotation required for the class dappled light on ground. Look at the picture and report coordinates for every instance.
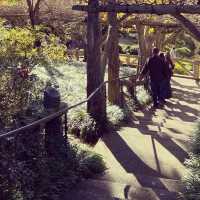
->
[66,77,199,200]
[90,77,200,200]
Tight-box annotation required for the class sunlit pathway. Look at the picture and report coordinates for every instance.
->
[67,77,200,200]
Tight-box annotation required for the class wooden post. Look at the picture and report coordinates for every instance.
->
[87,0,107,127]
[107,0,121,107]
[193,63,200,80]
[43,87,68,158]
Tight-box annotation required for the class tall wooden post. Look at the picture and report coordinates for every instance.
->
[87,0,106,127]
[107,0,121,107]
[193,63,200,81]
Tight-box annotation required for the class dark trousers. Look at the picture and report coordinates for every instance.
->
[163,78,172,99]
[150,80,165,106]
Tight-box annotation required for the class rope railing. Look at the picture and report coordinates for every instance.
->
[0,74,139,139]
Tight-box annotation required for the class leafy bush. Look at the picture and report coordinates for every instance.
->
[176,47,192,58]
[174,62,189,75]
[136,86,152,106]
[125,46,138,55]
[107,104,125,126]
[0,21,37,67]
[0,22,68,125]
[182,122,200,200]
[183,154,200,200]
[120,66,136,77]
[77,148,107,178]
[174,61,193,75]
[176,33,196,57]
[0,68,43,125]
[0,134,106,200]
[190,122,200,154]
[0,21,66,68]
[68,108,99,144]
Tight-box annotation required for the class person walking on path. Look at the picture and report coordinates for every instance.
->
[139,47,167,108]
[170,47,176,62]
[164,52,175,98]
[159,52,170,99]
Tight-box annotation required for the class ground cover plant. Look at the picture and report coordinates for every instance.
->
[0,134,107,200]
[183,121,200,200]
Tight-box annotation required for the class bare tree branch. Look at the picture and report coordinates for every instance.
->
[172,13,200,41]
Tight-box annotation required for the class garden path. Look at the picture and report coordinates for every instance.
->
[67,77,200,200]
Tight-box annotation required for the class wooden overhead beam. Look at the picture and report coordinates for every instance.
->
[172,13,200,41]
[122,19,181,28]
[72,4,200,15]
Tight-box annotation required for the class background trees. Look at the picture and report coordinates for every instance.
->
[1,0,200,125]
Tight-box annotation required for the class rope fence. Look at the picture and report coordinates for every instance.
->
[0,74,140,139]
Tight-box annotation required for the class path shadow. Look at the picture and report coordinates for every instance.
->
[101,78,199,199]
[103,130,181,200]
[164,100,198,122]
[103,131,164,178]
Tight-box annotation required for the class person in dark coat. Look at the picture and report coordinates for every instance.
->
[139,48,167,108]
[159,52,165,61]
[164,52,174,98]
[160,52,169,99]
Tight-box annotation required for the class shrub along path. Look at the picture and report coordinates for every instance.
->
[66,77,200,200]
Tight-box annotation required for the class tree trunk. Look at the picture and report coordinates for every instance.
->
[136,23,147,68]
[87,0,106,127]
[107,0,121,107]
[172,13,200,42]
[26,0,41,28]
[155,28,165,50]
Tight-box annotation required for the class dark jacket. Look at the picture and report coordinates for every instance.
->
[165,59,174,78]
[141,55,167,82]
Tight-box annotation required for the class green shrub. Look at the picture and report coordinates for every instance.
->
[136,86,152,106]
[77,149,107,178]
[107,104,125,126]
[176,33,196,57]
[176,47,192,58]
[0,22,67,125]
[182,122,200,200]
[174,62,189,75]
[0,137,106,200]
[68,108,99,144]
[68,103,126,142]
[120,66,136,77]
[190,122,200,155]
[183,154,200,200]
[125,46,138,55]
[0,68,43,125]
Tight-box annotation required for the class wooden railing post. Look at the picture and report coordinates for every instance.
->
[87,0,107,127]
[193,63,200,80]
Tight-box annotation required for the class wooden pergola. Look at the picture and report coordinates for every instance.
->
[72,1,200,126]
[73,4,200,14]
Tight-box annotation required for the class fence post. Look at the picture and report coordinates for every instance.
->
[193,63,200,80]
[43,86,68,158]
